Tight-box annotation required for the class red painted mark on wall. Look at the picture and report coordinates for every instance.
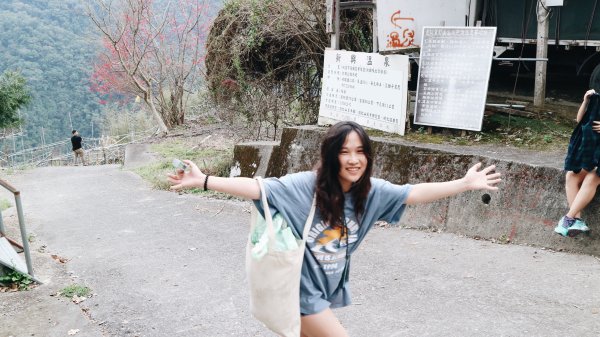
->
[432,203,448,225]
[390,10,414,27]
[490,171,559,240]
[508,224,517,242]
[387,10,415,48]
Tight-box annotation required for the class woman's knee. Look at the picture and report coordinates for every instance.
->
[583,170,600,187]
[300,309,348,337]
[566,170,586,183]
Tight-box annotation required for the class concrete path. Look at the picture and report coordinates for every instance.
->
[1,165,600,337]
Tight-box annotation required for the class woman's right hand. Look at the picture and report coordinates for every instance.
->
[167,160,205,190]
[584,89,596,101]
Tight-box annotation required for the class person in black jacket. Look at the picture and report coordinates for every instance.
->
[71,130,86,166]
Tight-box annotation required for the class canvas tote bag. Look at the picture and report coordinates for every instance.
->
[246,177,316,337]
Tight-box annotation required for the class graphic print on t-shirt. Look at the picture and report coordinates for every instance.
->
[306,217,359,276]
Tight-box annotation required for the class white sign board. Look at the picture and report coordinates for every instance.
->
[377,0,474,51]
[319,50,409,135]
[414,27,497,131]
[0,237,28,276]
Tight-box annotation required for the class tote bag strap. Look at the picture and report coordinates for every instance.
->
[257,177,316,242]
[256,177,276,240]
[301,194,317,240]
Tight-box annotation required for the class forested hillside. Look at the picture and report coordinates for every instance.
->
[0,0,103,148]
[0,0,223,151]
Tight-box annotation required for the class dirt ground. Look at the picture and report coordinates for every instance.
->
[0,207,104,337]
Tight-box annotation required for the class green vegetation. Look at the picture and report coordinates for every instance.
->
[206,0,375,139]
[132,138,236,198]
[61,284,91,298]
[0,0,104,147]
[473,114,572,149]
[0,70,31,129]
[1,0,224,150]
[369,113,573,151]
[0,268,33,290]
[0,198,12,211]
[497,234,511,244]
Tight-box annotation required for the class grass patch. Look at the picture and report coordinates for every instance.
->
[61,284,91,297]
[369,113,573,150]
[133,138,237,198]
[477,114,572,150]
[150,139,201,160]
[0,198,11,211]
[133,161,174,190]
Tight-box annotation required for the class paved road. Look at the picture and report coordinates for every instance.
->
[2,165,600,337]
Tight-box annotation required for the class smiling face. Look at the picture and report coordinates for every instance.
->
[338,131,367,192]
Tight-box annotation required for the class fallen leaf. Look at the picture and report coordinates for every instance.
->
[51,254,68,263]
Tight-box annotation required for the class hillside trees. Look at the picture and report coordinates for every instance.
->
[86,0,212,134]
[0,71,31,129]
[0,0,105,147]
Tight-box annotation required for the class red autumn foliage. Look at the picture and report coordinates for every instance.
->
[87,0,213,132]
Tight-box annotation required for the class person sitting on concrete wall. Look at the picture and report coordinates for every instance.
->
[557,89,600,237]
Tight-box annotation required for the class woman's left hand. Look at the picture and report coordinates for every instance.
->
[405,162,502,205]
[463,163,502,191]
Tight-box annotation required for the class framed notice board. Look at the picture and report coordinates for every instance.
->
[414,27,497,131]
[318,50,409,135]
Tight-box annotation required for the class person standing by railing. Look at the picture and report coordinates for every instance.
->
[71,130,86,166]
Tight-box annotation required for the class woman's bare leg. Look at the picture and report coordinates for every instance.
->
[567,170,600,218]
[300,308,348,337]
[565,170,587,218]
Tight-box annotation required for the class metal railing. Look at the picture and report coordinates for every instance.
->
[0,178,36,281]
[0,127,160,168]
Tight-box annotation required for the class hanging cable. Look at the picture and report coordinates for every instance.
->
[494,0,498,26]
[555,6,561,47]
[511,0,536,96]
[536,0,551,21]
[467,0,472,26]
[539,0,548,11]
[506,0,536,127]
[482,0,488,25]
[585,0,598,49]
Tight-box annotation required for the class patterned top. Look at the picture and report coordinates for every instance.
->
[254,171,412,314]
[564,93,600,176]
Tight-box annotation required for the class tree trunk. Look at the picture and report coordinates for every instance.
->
[147,97,169,135]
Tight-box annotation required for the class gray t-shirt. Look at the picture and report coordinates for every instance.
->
[254,171,411,315]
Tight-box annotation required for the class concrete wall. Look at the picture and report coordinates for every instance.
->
[233,126,600,256]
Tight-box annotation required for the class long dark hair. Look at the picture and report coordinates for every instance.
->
[315,121,373,228]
